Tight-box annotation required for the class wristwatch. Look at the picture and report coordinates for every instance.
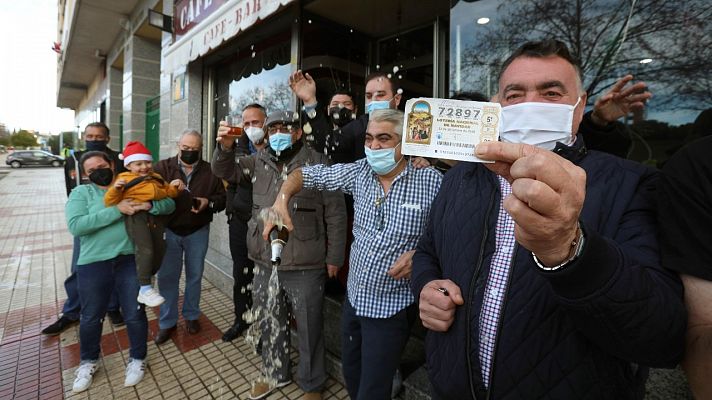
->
[532,222,586,272]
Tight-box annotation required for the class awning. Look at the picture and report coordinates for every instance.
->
[57,0,142,109]
[162,0,294,74]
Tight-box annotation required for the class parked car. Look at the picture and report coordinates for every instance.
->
[5,150,64,168]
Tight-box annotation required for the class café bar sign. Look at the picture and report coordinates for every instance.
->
[174,0,227,38]
[162,0,294,73]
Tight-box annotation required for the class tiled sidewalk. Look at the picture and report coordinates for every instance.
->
[0,167,348,400]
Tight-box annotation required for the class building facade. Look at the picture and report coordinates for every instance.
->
[56,0,709,396]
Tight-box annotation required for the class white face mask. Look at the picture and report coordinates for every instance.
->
[500,97,581,150]
[245,126,265,144]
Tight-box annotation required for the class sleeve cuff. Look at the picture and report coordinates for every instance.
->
[582,111,615,133]
[302,165,317,189]
[410,270,442,301]
[302,103,318,119]
[542,224,620,300]
[217,143,236,154]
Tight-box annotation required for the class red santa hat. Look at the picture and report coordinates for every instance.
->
[118,141,153,166]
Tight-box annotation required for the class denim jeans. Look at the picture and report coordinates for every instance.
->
[62,236,119,320]
[76,254,147,361]
[341,298,416,400]
[157,225,210,329]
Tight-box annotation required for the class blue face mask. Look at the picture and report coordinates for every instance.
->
[366,98,393,114]
[364,143,402,175]
[269,133,293,152]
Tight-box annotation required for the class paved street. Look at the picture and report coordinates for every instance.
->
[0,164,348,400]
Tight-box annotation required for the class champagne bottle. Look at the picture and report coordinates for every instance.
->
[269,226,289,266]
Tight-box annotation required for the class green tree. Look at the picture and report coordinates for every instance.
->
[0,137,10,146]
[10,130,38,148]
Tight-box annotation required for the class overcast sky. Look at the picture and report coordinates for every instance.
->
[0,0,75,134]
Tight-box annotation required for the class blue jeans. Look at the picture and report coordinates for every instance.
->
[157,226,210,329]
[341,298,416,400]
[62,236,119,320]
[76,254,147,361]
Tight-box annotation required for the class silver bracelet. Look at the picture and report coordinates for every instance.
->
[532,223,586,271]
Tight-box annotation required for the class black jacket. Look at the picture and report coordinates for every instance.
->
[154,156,226,236]
[578,111,633,159]
[225,135,258,224]
[411,139,686,400]
[303,105,369,164]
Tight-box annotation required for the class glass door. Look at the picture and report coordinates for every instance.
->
[375,23,437,106]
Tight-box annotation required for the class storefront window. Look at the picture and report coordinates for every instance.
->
[214,30,292,123]
[377,24,436,105]
[450,0,711,164]
[228,63,292,113]
[300,14,370,111]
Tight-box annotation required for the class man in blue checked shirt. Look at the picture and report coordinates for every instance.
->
[263,109,442,400]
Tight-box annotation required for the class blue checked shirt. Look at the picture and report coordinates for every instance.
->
[479,176,516,387]
[302,159,442,318]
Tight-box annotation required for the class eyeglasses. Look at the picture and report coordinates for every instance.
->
[375,197,385,231]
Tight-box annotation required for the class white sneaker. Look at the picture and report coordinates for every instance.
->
[124,358,146,387]
[72,362,98,393]
[137,287,165,307]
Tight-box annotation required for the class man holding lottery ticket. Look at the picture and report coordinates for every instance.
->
[411,39,685,399]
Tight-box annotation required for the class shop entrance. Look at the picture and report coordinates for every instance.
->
[303,0,450,107]
[145,96,160,158]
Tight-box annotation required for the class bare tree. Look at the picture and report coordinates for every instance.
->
[459,0,712,109]
[232,81,293,114]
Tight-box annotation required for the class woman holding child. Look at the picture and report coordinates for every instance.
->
[67,150,175,393]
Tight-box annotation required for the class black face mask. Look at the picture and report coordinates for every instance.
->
[329,107,355,128]
[180,150,200,165]
[85,140,108,152]
[89,168,114,186]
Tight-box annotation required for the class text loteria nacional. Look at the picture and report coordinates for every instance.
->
[163,0,294,73]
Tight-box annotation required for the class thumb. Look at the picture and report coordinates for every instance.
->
[441,280,464,305]
[285,218,294,232]
[262,222,273,241]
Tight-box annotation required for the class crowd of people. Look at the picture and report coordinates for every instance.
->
[42,39,711,400]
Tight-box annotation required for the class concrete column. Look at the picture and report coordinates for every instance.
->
[159,59,203,160]
[122,36,160,143]
[105,67,123,146]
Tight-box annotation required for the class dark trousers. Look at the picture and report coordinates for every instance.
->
[341,298,416,400]
[76,254,147,361]
[228,218,254,322]
[253,264,327,392]
[61,236,118,320]
[124,211,166,286]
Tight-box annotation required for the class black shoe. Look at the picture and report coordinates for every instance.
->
[41,316,78,336]
[185,319,201,335]
[154,326,176,345]
[222,322,248,342]
[107,310,125,327]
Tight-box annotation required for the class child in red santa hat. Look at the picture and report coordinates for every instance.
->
[105,141,182,307]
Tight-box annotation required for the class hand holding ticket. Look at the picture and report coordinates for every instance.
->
[401,98,501,163]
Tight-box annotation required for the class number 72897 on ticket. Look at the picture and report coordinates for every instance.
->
[400,97,501,163]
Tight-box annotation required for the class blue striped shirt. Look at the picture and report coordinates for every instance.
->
[302,159,442,318]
